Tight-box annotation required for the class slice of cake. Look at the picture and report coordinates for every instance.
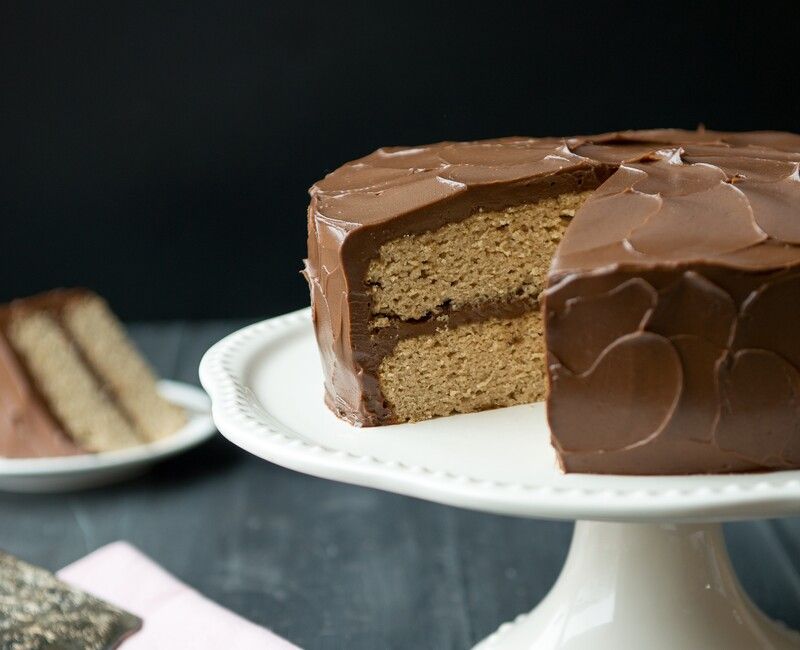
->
[0,289,187,457]
[305,129,800,475]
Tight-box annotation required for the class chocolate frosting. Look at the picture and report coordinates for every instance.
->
[306,128,800,474]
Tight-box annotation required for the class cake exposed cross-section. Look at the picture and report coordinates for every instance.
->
[0,289,187,457]
[304,129,800,475]
[369,193,592,421]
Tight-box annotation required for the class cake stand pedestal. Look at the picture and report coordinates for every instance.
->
[200,309,800,650]
[475,520,797,649]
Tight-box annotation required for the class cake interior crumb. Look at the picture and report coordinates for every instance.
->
[379,311,545,421]
[370,192,591,422]
[366,192,591,322]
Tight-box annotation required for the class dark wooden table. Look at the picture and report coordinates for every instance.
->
[0,321,798,649]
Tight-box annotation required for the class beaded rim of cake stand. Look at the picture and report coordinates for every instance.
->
[200,308,800,502]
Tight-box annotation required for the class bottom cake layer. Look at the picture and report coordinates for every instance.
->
[378,310,544,422]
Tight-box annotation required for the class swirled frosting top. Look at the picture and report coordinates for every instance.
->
[310,129,800,269]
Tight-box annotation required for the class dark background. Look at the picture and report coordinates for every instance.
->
[2,1,799,320]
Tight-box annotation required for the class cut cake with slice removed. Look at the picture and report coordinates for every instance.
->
[305,129,800,475]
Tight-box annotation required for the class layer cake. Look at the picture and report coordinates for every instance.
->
[304,129,800,474]
[0,289,187,457]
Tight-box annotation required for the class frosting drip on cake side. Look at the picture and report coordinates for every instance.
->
[306,129,800,474]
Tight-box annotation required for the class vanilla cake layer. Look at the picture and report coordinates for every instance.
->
[379,311,544,422]
[366,193,592,322]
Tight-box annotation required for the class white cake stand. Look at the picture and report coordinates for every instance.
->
[199,309,800,650]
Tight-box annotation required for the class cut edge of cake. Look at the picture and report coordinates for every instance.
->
[365,193,592,423]
[0,289,187,457]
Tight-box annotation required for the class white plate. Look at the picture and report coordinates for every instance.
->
[199,308,800,523]
[0,380,215,492]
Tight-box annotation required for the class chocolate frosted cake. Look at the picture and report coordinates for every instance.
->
[0,289,186,457]
[304,129,800,474]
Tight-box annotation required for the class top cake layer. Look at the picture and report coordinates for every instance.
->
[306,129,800,439]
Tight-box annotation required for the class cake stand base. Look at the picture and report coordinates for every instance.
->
[475,520,799,650]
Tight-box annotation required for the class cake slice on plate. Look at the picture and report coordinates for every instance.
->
[0,289,186,458]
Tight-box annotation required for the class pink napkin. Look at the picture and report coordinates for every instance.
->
[57,541,301,650]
